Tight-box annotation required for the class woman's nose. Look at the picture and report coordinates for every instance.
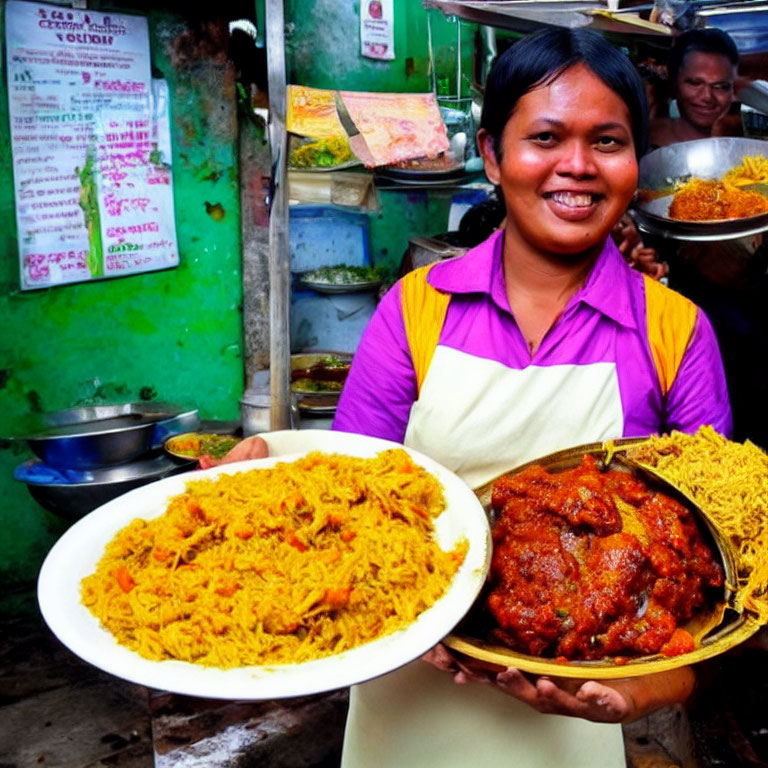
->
[555,141,597,178]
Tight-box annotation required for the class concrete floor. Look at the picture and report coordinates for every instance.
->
[0,590,347,768]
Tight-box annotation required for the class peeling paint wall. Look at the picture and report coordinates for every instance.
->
[0,0,476,588]
[0,4,244,588]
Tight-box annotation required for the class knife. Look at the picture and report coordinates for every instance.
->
[334,92,376,168]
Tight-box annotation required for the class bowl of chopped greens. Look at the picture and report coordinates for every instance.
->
[299,265,383,294]
[288,135,361,171]
[291,352,353,412]
[164,432,242,464]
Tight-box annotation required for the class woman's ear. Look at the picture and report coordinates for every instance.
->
[477,128,501,185]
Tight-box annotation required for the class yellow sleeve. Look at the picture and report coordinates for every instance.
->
[643,274,698,396]
[401,265,451,396]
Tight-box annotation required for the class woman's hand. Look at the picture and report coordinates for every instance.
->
[495,670,632,722]
[198,435,269,468]
[421,644,694,723]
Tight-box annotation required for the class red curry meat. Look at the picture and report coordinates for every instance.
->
[486,455,723,660]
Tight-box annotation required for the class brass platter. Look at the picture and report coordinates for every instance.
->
[445,439,762,680]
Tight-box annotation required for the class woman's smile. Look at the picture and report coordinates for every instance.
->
[545,190,604,220]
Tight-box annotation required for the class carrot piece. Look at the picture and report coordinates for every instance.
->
[340,530,357,543]
[116,566,135,593]
[324,587,352,608]
[215,581,240,597]
[328,512,347,527]
[186,499,206,522]
[287,531,308,552]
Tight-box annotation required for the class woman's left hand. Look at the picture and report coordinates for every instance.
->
[422,644,694,723]
[494,669,632,722]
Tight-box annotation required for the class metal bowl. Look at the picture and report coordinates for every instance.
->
[17,452,196,522]
[16,403,199,470]
[633,137,768,242]
[24,417,159,469]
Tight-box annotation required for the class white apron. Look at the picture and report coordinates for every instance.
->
[340,346,627,768]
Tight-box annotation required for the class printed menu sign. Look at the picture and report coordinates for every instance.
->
[5,0,178,290]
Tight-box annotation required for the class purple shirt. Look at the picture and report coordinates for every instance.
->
[334,230,732,444]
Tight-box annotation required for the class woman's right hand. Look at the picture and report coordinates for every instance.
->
[223,435,269,463]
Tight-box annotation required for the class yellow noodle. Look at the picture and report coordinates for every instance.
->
[722,155,768,186]
[627,426,768,621]
[81,449,467,668]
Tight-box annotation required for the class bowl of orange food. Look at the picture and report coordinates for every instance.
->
[164,431,241,464]
[633,137,768,242]
[445,439,761,679]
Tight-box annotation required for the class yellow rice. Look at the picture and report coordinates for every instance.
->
[81,449,466,668]
[628,426,768,621]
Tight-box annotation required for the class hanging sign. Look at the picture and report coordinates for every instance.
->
[360,0,395,61]
[5,0,178,290]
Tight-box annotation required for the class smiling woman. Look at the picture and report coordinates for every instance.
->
[300,27,733,768]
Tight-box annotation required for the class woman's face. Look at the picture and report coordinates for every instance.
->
[479,63,637,260]
[676,51,735,133]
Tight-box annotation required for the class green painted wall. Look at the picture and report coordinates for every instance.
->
[0,5,245,588]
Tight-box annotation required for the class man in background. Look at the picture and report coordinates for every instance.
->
[650,28,739,147]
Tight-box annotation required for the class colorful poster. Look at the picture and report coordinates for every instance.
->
[360,0,394,61]
[339,91,449,167]
[5,0,178,290]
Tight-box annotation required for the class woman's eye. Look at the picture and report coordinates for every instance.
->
[596,136,623,150]
[531,132,556,145]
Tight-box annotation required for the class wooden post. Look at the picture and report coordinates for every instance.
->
[265,0,292,430]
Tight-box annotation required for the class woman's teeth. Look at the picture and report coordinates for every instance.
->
[550,192,594,207]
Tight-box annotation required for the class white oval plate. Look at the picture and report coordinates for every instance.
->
[38,430,491,700]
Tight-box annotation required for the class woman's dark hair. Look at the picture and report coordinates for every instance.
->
[479,28,649,159]
[667,28,739,85]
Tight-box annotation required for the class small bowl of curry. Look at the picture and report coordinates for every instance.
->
[164,432,241,464]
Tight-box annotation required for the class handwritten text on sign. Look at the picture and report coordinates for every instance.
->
[6,0,178,289]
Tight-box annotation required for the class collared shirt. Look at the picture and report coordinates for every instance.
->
[334,230,731,487]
